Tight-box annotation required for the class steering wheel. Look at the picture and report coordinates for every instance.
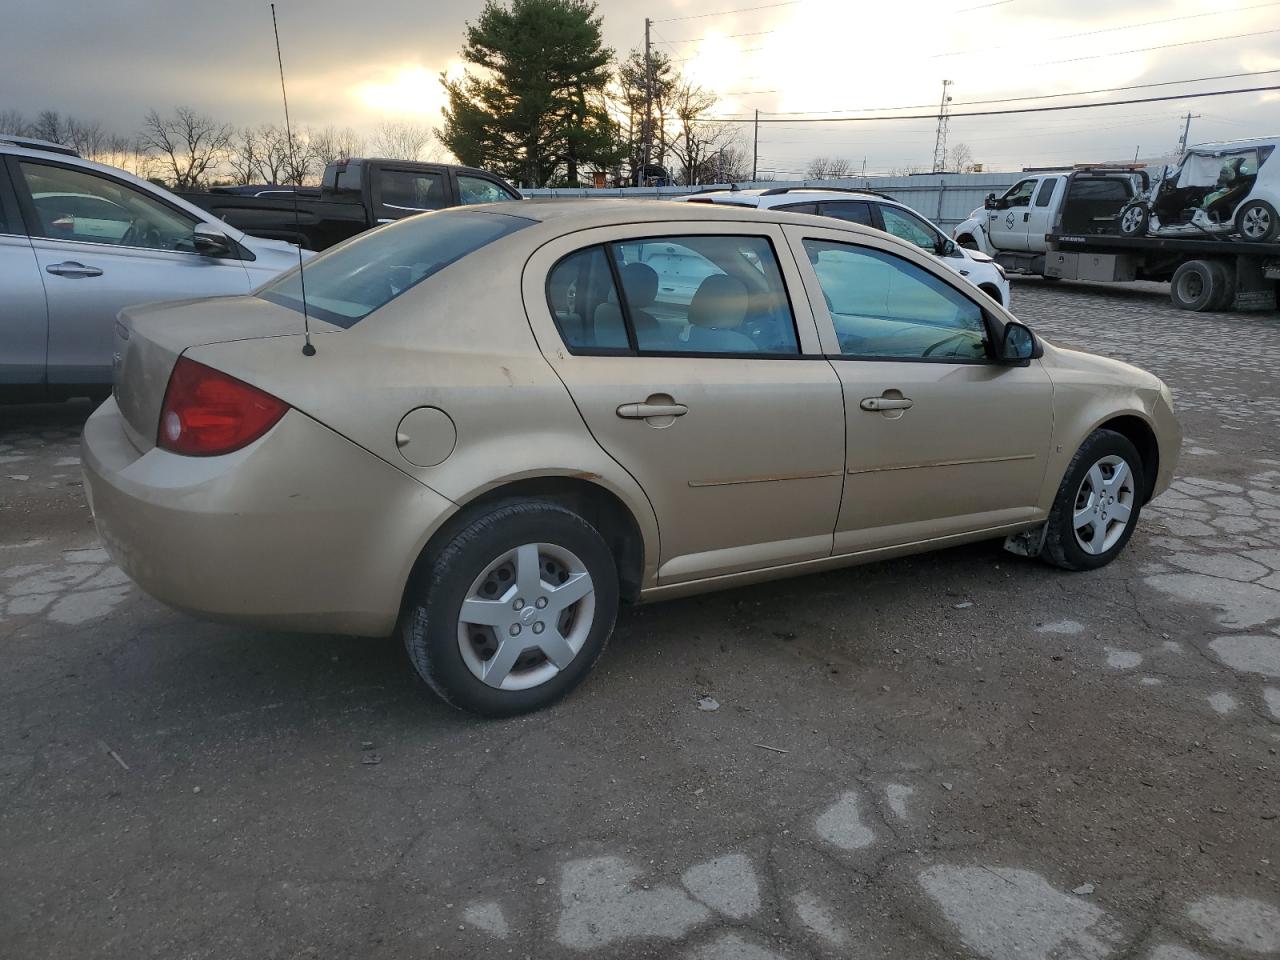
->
[921,331,976,358]
[122,219,161,249]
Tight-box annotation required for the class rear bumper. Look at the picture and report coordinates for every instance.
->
[82,397,454,636]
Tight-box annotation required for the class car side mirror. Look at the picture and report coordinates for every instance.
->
[984,193,997,210]
[1000,321,1037,363]
[938,238,958,257]
[192,224,232,258]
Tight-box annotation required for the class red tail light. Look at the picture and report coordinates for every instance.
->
[158,357,288,456]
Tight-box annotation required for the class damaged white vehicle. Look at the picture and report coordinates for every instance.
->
[1118,137,1279,242]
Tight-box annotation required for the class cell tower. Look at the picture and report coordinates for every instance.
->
[931,79,953,173]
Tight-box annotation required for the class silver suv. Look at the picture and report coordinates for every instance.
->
[676,187,1010,306]
[0,138,305,402]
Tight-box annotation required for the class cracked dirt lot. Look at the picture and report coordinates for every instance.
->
[2,277,1279,959]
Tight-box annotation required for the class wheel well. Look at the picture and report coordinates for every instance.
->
[1098,415,1159,503]
[977,282,1002,304]
[407,477,647,607]
[957,234,978,248]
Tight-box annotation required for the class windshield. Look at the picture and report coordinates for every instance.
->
[259,209,533,328]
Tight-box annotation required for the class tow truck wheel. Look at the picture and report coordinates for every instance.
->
[1207,260,1236,311]
[1235,200,1278,242]
[1119,203,1149,237]
[1170,260,1222,312]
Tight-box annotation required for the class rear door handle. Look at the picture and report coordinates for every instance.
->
[617,401,688,419]
[46,261,103,278]
[860,397,913,412]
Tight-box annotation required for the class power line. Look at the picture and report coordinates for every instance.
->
[699,83,1280,123]
[1047,26,1280,65]
[932,1,1280,58]
[716,68,1280,117]
[652,0,797,24]
[662,28,775,44]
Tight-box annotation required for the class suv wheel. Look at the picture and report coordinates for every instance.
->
[1043,429,1144,571]
[1235,199,1278,242]
[403,501,619,716]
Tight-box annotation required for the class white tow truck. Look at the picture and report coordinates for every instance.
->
[952,165,1280,313]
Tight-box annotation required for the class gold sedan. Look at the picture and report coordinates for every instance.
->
[82,200,1180,715]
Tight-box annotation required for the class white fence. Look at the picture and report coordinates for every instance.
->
[521,172,1020,230]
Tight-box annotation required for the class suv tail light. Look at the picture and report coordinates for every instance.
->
[158,357,288,456]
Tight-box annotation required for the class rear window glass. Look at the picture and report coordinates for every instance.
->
[259,209,532,328]
[1067,178,1130,202]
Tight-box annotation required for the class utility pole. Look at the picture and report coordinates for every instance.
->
[1176,112,1200,154]
[640,17,653,187]
[752,109,759,182]
[931,79,952,174]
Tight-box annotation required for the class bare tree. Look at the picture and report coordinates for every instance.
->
[806,156,853,179]
[309,125,365,166]
[0,108,30,135]
[949,142,974,172]
[140,107,233,189]
[31,109,67,144]
[370,121,434,161]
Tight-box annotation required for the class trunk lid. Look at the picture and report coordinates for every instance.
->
[113,294,326,452]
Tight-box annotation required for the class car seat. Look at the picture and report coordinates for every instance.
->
[683,274,757,353]
[1203,157,1252,222]
[593,262,662,348]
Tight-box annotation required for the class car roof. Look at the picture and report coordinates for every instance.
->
[494,197,880,229]
[1185,136,1280,154]
[680,187,904,207]
[0,136,79,156]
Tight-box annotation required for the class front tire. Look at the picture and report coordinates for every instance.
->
[1042,430,1144,571]
[1119,202,1149,237]
[402,501,619,717]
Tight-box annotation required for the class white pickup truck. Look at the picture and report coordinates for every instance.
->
[953,166,1280,312]
[953,168,1144,276]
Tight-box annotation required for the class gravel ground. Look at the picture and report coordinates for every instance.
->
[1,277,1278,960]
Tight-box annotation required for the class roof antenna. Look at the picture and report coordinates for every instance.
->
[271,3,315,356]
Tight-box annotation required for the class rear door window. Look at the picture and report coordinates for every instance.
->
[545,235,800,356]
[1034,177,1060,207]
[259,209,532,328]
[818,200,873,226]
[374,168,448,220]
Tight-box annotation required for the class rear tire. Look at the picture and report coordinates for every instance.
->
[1206,260,1236,311]
[1235,199,1278,242]
[1170,260,1220,311]
[1043,429,1144,572]
[402,501,619,717]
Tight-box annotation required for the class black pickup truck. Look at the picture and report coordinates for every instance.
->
[180,158,521,250]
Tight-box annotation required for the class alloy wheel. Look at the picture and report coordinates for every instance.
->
[1121,207,1144,233]
[456,542,596,690]
[1241,205,1272,239]
[1072,455,1136,555]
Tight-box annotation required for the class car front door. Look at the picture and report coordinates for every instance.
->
[0,161,47,390]
[1024,177,1061,251]
[873,202,972,277]
[986,178,1038,252]
[524,222,846,584]
[784,225,1053,553]
[9,158,255,389]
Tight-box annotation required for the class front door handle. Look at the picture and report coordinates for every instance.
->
[1022,212,1030,222]
[860,396,913,412]
[46,261,103,278]
[617,400,688,419]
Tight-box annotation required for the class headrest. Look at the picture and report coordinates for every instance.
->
[618,262,658,308]
[688,274,748,329]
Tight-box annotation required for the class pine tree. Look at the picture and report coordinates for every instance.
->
[440,0,621,187]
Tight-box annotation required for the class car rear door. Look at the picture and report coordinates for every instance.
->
[0,160,48,389]
[369,164,452,222]
[783,223,1053,553]
[9,157,255,389]
[523,221,846,585]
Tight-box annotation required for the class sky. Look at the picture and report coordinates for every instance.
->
[2,0,1279,176]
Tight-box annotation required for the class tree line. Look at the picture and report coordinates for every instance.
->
[0,105,435,190]
[5,0,971,191]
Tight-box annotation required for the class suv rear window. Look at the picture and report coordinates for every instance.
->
[259,209,532,328]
